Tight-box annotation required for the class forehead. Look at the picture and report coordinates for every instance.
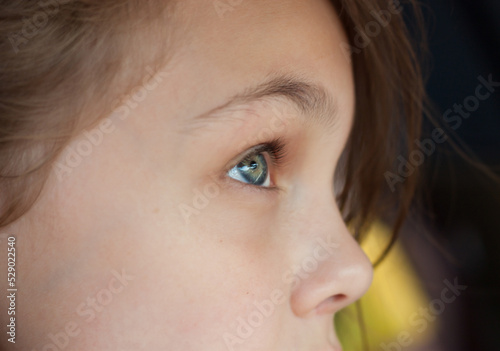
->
[164,0,355,125]
[175,0,348,70]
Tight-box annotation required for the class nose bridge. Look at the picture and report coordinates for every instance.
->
[285,189,373,317]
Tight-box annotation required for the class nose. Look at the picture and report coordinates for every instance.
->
[287,195,373,317]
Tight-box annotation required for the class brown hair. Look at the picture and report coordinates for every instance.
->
[0,0,173,226]
[331,0,427,265]
[0,0,427,259]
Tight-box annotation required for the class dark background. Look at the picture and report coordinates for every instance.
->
[403,1,500,350]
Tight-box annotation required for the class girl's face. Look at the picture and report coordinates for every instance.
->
[15,0,373,350]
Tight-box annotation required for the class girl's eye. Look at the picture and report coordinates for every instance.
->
[227,152,271,187]
[226,139,287,188]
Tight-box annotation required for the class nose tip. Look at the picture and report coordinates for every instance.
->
[290,233,373,317]
[316,258,373,315]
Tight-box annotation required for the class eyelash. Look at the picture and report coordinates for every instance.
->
[238,138,287,168]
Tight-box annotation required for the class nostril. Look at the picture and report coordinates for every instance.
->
[316,294,347,314]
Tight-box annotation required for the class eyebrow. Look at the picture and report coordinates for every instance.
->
[194,74,339,130]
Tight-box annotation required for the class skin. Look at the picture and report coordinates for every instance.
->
[3,0,373,350]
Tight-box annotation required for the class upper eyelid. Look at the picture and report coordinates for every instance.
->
[226,144,269,170]
[239,145,270,163]
[229,138,288,172]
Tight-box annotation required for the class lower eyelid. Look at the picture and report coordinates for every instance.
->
[223,174,279,194]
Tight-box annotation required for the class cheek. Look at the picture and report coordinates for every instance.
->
[153,204,288,343]
[92,195,289,348]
